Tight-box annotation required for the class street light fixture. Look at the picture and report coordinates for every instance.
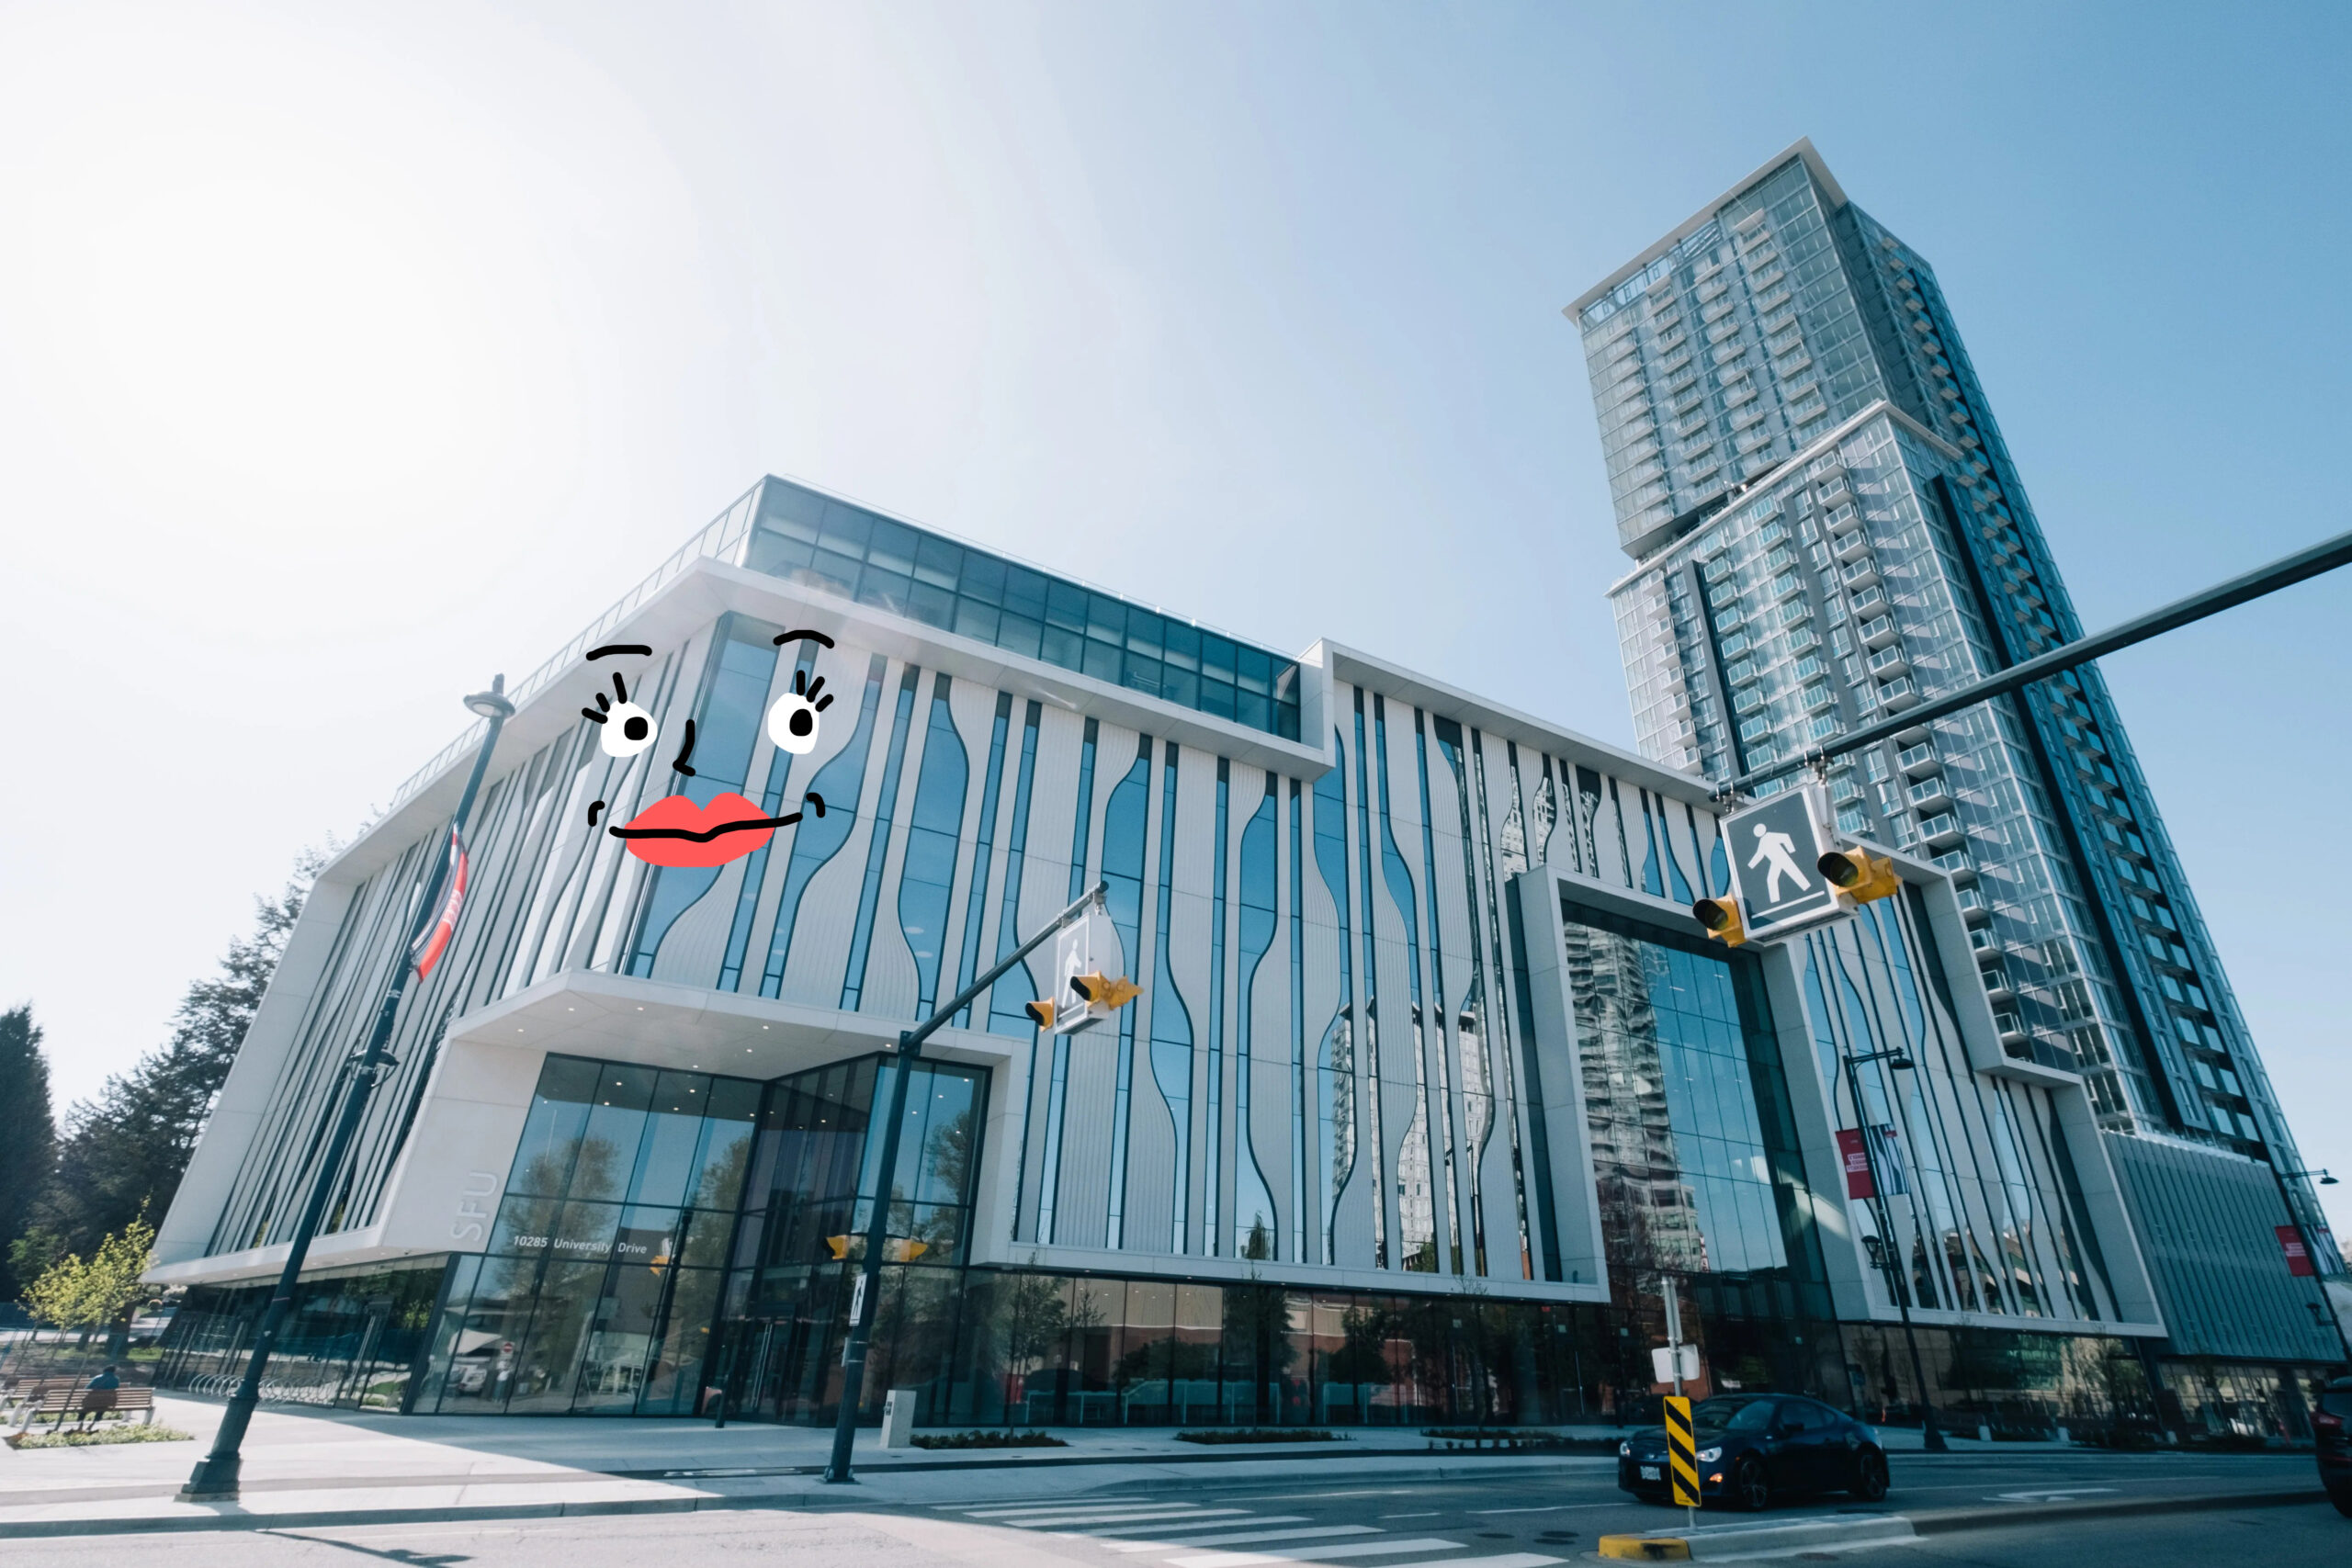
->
[181,676,514,1501]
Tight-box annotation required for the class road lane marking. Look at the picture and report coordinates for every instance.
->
[1164,1538,1463,1567]
[1991,1488,2120,1501]
[1378,1511,1440,1518]
[1473,1505,1573,1515]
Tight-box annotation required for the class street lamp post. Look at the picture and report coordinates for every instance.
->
[1839,1044,1948,1453]
[2267,1165,2346,1347]
[182,677,516,1501]
[821,881,1111,1485]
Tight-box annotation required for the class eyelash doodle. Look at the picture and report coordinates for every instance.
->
[582,631,838,868]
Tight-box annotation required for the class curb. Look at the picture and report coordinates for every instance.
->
[0,1495,720,1541]
[1596,1516,1913,1561]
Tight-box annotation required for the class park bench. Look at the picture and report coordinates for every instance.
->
[1,1377,83,1417]
[13,1384,154,1431]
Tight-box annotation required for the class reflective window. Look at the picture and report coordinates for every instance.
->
[985,701,1045,1036]
[1234,773,1280,1258]
[842,666,922,1010]
[952,693,1014,1019]
[760,654,888,997]
[897,673,968,1012]
[1097,737,1153,1249]
[744,478,1302,739]
[441,1053,761,1416]
[1311,733,1356,1266]
[1148,742,1194,1252]
[1565,907,1794,1280]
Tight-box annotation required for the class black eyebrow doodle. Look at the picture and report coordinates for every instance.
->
[772,629,837,649]
[588,644,653,660]
[607,792,826,844]
[588,801,605,827]
[670,717,698,777]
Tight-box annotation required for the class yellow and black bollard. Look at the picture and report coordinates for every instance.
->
[1665,1394,1699,1526]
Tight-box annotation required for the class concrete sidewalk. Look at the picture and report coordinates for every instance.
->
[0,1393,1619,1536]
[0,1393,2111,1540]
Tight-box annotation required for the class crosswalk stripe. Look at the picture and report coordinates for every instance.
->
[1424,1557,1565,1568]
[965,1503,1211,1518]
[1163,1538,1462,1568]
[999,1508,1252,1529]
[1077,1517,1308,1541]
[1101,1526,1380,1551]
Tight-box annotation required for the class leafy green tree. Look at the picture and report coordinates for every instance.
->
[0,1004,56,1303]
[21,1213,157,1353]
[33,858,315,1254]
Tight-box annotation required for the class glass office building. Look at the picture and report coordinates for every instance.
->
[151,469,2313,1440]
[1572,141,2345,1404]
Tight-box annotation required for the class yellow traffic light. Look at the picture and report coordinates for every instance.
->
[825,1235,852,1260]
[1692,896,1747,947]
[1069,973,1142,1010]
[1818,846,1902,906]
[1024,998,1057,1031]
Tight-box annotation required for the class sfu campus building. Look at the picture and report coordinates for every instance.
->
[152,166,2341,1442]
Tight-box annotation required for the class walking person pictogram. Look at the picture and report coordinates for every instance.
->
[1749,821,1812,904]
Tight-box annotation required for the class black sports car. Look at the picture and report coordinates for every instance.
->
[1617,1393,1890,1511]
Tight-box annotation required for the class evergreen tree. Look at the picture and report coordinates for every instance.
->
[33,855,317,1255]
[0,1004,56,1302]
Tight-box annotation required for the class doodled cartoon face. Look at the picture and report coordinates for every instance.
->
[582,630,837,869]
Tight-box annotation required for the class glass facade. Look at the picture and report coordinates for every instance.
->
[383,1051,984,1416]
[155,1258,447,1411]
[744,479,1303,740]
[418,1055,759,1415]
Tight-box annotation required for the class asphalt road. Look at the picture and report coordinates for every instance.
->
[0,1450,2334,1565]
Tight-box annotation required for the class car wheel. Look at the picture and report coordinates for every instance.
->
[2331,1486,2352,1519]
[1850,1447,1890,1502]
[1729,1454,1771,1511]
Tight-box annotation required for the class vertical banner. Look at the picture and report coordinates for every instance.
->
[1836,1128,1875,1200]
[408,828,469,980]
[2278,1224,2315,1278]
[1865,1122,1909,1196]
[1664,1394,1699,1506]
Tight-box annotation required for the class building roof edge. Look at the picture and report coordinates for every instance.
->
[1565,137,1846,323]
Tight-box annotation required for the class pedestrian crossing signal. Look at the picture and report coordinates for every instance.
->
[1692,895,1747,947]
[1818,845,1902,907]
[1664,1393,1700,1506]
[1024,998,1057,1031]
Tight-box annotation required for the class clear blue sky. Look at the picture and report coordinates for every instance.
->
[4,1,2348,1235]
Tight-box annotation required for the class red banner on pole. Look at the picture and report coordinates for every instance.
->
[2278,1224,2315,1278]
[1836,1128,1875,1200]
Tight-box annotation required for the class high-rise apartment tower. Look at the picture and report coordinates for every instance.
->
[1571,141,2342,1375]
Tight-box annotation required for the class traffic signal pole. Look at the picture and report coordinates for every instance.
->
[1724,519,2352,796]
[822,880,1111,1484]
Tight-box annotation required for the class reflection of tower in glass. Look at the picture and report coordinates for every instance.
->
[1566,923,1709,1276]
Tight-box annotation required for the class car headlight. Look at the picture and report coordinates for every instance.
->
[1695,1446,1723,1463]
[1618,1440,1631,1457]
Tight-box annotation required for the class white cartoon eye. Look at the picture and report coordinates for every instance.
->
[765,669,834,755]
[582,673,660,759]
